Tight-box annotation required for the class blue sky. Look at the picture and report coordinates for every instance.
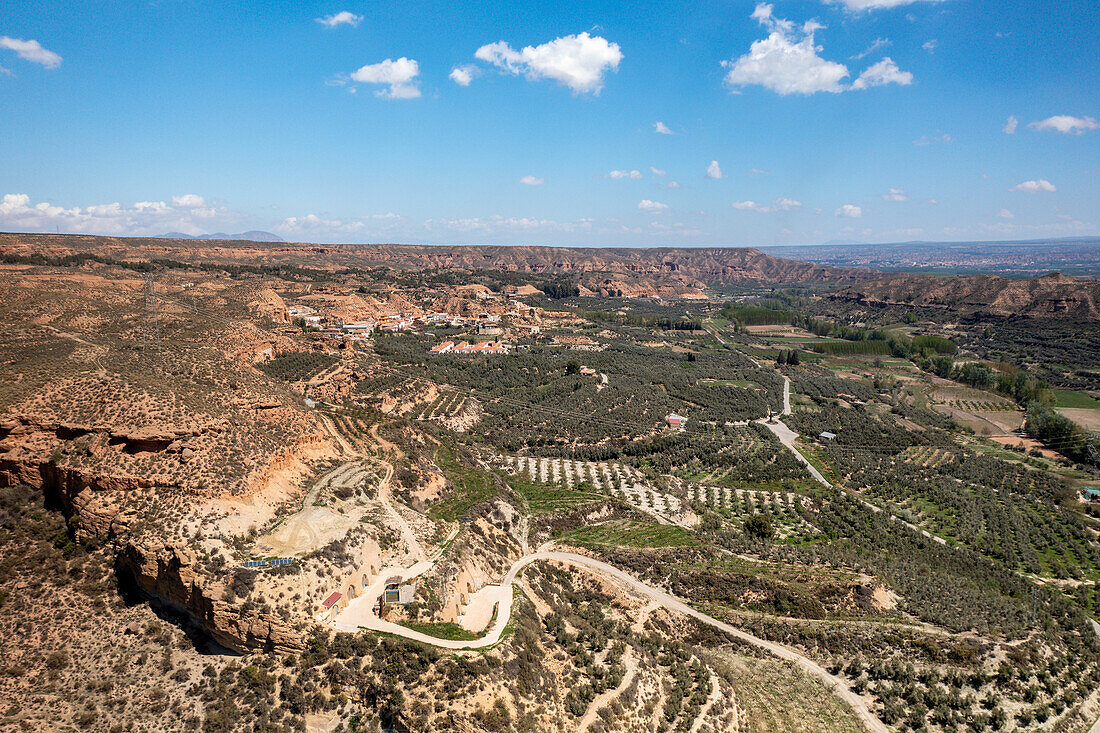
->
[1,0,1097,246]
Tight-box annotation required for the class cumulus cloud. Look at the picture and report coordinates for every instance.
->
[474,32,622,94]
[723,5,849,95]
[650,167,667,176]
[851,57,912,90]
[350,57,420,99]
[998,209,1014,219]
[1003,115,1018,134]
[316,11,362,28]
[825,0,945,10]
[172,194,207,208]
[922,39,938,53]
[835,204,863,218]
[449,65,477,86]
[608,169,643,180]
[724,5,912,95]
[0,192,236,236]
[1028,115,1100,135]
[638,199,669,212]
[519,175,546,186]
[654,121,674,135]
[277,212,403,237]
[1010,179,1056,193]
[705,160,723,179]
[732,197,802,213]
[882,188,908,201]
[0,37,62,68]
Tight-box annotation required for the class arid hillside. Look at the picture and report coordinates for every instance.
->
[0,232,878,291]
[831,271,1100,320]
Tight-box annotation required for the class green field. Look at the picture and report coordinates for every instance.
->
[1052,389,1100,409]
[397,620,478,641]
[509,475,604,514]
[560,519,698,548]
[428,445,496,521]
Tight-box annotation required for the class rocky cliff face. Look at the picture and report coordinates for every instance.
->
[0,233,879,288]
[831,271,1100,320]
[0,425,308,655]
[117,543,304,654]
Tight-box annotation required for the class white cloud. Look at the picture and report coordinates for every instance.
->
[705,160,723,179]
[475,32,622,94]
[826,0,945,10]
[748,168,770,176]
[608,169,643,180]
[998,209,1014,219]
[172,194,207,208]
[0,37,62,68]
[0,192,237,236]
[922,39,938,53]
[1010,179,1056,193]
[835,204,863,218]
[1003,115,1018,134]
[732,197,802,213]
[650,167,667,176]
[277,212,404,237]
[1028,115,1100,135]
[851,37,891,60]
[913,133,952,145]
[638,199,670,212]
[666,181,680,189]
[654,121,674,135]
[449,65,477,86]
[882,188,908,201]
[519,175,546,186]
[349,57,421,99]
[723,5,849,95]
[851,57,912,90]
[316,11,362,28]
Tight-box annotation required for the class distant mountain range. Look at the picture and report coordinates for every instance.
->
[158,231,284,243]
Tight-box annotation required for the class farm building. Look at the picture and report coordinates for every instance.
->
[819,431,837,441]
[318,591,344,622]
[667,414,687,429]
[383,577,417,605]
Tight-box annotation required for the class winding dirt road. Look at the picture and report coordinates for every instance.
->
[334,548,887,733]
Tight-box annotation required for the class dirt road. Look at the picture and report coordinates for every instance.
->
[333,548,887,733]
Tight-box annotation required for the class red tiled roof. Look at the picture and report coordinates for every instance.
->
[321,592,342,609]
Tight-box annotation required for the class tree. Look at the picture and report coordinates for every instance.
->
[776,351,787,366]
[787,350,800,366]
[743,513,774,540]
[565,360,580,375]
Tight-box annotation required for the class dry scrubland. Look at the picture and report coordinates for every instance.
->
[0,236,1099,733]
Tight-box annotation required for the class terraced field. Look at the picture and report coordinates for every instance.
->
[412,390,469,421]
[900,446,958,469]
[492,454,684,518]
[682,482,818,539]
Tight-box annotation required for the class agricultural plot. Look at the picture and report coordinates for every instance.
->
[411,390,469,421]
[900,446,957,469]
[491,454,684,518]
[683,482,817,539]
[325,410,379,453]
[944,399,1015,412]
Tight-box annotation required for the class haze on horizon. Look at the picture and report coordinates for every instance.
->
[1,0,1097,247]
